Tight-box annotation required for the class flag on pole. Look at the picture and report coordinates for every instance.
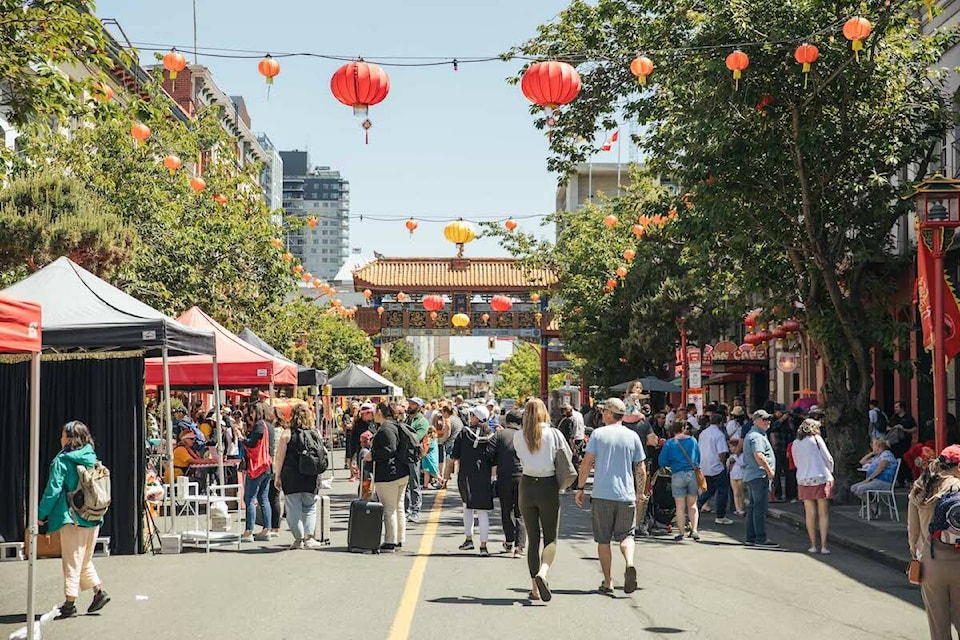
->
[916,232,960,359]
[601,130,619,151]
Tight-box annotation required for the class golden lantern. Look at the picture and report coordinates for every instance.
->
[444,219,477,257]
[451,313,470,328]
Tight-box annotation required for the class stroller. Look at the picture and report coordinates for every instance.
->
[643,466,676,535]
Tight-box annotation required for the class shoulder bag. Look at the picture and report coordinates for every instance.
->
[676,438,707,493]
[551,427,577,491]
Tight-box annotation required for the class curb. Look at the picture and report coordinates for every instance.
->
[767,507,908,573]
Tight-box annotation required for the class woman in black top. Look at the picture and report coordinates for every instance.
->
[273,404,323,549]
[449,407,496,556]
[492,409,525,557]
[368,402,409,551]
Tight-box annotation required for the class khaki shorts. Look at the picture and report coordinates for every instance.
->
[591,498,636,544]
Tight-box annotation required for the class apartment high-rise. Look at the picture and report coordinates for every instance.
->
[280,150,350,280]
[255,132,283,219]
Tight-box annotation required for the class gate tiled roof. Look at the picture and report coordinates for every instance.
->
[352,257,558,293]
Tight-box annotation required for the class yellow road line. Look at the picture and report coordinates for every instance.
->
[387,488,446,640]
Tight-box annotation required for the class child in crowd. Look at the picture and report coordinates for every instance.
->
[422,425,442,489]
[729,451,746,516]
[359,430,374,500]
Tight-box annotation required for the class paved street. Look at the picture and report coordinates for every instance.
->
[0,458,929,640]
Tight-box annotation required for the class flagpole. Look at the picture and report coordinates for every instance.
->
[588,157,593,203]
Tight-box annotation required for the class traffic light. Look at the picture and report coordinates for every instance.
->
[487,337,496,350]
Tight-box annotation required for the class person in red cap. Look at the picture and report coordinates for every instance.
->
[908,444,960,639]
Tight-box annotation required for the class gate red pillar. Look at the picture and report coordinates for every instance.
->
[540,335,548,402]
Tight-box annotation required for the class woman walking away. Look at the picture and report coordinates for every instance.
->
[369,402,409,552]
[448,406,496,557]
[492,409,526,558]
[38,421,109,619]
[273,404,324,550]
[241,402,274,543]
[908,445,960,640]
[513,399,570,602]
[658,421,702,541]
[791,419,835,554]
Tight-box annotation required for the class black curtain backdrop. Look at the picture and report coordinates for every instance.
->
[0,356,145,555]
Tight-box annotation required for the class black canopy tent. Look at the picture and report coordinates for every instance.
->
[328,363,402,396]
[238,327,327,388]
[0,257,216,555]
[609,376,681,394]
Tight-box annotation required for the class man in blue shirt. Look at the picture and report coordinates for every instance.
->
[742,409,777,547]
[575,398,647,596]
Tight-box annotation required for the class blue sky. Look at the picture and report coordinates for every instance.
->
[96,0,576,363]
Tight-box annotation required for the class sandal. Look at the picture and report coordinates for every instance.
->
[527,590,541,601]
[598,583,615,596]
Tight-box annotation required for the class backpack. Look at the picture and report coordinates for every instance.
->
[295,429,328,476]
[929,490,960,556]
[67,462,111,522]
[875,409,889,433]
[396,422,423,465]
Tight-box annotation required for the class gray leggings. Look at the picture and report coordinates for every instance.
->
[519,475,560,578]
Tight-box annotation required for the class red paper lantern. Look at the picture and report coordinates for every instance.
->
[131,122,150,142]
[632,224,645,238]
[308,217,318,229]
[782,319,801,333]
[258,55,281,85]
[623,249,636,262]
[794,44,819,88]
[744,314,758,331]
[94,83,113,102]
[605,278,617,289]
[772,326,788,340]
[377,306,385,316]
[405,218,418,235]
[530,293,540,303]
[397,292,407,302]
[363,289,373,300]
[213,193,228,206]
[292,264,304,274]
[616,265,628,278]
[281,252,293,262]
[163,155,182,175]
[270,238,283,248]
[163,49,187,80]
[303,272,313,282]
[521,61,581,129]
[630,56,654,86]
[429,311,438,322]
[743,332,761,345]
[491,295,513,313]
[843,17,872,61]
[755,329,772,343]
[725,50,749,89]
[330,61,390,143]
[505,218,518,231]
[313,279,322,288]
[189,177,206,193]
[422,295,444,312]
[604,214,618,228]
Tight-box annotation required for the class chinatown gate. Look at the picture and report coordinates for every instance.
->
[350,251,561,400]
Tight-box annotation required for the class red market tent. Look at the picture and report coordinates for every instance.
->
[145,306,297,389]
[0,294,43,640]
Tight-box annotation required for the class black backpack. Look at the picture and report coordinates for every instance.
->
[875,409,889,432]
[396,422,423,465]
[295,429,328,476]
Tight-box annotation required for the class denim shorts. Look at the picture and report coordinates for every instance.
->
[671,470,699,498]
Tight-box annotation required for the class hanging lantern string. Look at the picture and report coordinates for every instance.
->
[128,20,853,69]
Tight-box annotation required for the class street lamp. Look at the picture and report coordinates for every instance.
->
[909,173,960,452]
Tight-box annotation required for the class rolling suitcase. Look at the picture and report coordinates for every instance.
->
[348,462,383,553]
[314,494,332,545]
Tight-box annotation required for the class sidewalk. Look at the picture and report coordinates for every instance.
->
[767,490,911,572]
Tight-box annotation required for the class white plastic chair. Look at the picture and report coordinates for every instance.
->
[864,459,902,522]
[176,477,201,519]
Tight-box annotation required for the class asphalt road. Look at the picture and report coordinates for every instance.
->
[0,458,929,640]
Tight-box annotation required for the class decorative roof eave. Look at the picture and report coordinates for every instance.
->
[351,257,559,294]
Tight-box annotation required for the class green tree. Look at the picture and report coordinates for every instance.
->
[0,172,136,276]
[0,0,117,128]
[496,341,565,400]
[514,0,955,470]
[256,297,374,376]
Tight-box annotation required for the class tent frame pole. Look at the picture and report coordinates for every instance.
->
[25,351,40,640]
[212,354,224,487]
[162,347,176,534]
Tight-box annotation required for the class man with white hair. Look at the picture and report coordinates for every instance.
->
[486,399,500,432]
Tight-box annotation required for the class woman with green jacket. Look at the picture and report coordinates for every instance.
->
[38,421,110,619]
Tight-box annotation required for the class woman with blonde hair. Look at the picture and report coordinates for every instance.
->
[512,398,572,602]
[790,419,835,554]
[273,404,324,549]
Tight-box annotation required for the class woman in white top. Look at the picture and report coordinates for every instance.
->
[790,418,835,554]
[513,398,571,603]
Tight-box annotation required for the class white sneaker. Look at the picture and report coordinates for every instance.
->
[289,539,303,550]
[241,534,254,543]
[820,548,831,555]
[303,539,324,550]
[715,517,734,525]
[807,546,818,554]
